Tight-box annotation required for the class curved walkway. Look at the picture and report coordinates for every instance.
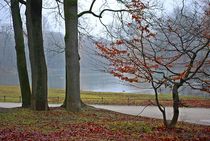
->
[93,105,210,126]
[0,103,210,126]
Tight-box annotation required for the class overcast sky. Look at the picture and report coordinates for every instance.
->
[0,0,189,35]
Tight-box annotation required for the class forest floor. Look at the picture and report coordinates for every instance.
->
[0,106,210,141]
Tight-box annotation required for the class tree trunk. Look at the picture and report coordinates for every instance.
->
[155,84,180,128]
[64,0,81,112]
[25,0,48,110]
[168,84,180,128]
[62,95,86,108]
[154,88,168,127]
[11,0,31,108]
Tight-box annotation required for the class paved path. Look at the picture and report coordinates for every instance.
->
[93,105,210,126]
[0,102,60,108]
[0,103,210,126]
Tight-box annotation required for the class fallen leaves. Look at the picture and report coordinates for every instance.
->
[0,107,210,141]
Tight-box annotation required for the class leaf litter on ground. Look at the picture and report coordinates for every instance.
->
[0,106,209,141]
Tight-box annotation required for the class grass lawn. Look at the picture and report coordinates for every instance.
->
[0,106,209,141]
[0,85,210,107]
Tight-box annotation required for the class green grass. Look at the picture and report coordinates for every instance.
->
[0,107,209,140]
[0,85,208,105]
[107,121,152,133]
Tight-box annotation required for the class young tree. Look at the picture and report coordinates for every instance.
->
[26,0,48,110]
[96,1,210,128]
[10,0,31,107]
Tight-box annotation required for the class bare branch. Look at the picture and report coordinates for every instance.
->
[78,8,131,18]
[18,0,26,5]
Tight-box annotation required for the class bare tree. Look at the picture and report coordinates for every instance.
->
[10,0,31,107]
[63,0,81,111]
[96,0,210,128]
[26,0,48,110]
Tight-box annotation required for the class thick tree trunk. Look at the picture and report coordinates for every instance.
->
[26,0,48,110]
[11,0,31,108]
[64,0,81,112]
[62,95,86,108]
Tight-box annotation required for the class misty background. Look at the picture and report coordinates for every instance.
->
[0,26,148,93]
[0,0,209,97]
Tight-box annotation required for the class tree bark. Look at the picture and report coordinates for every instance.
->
[64,0,81,112]
[154,88,168,127]
[155,84,180,128]
[168,84,180,128]
[25,0,48,110]
[11,0,31,108]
